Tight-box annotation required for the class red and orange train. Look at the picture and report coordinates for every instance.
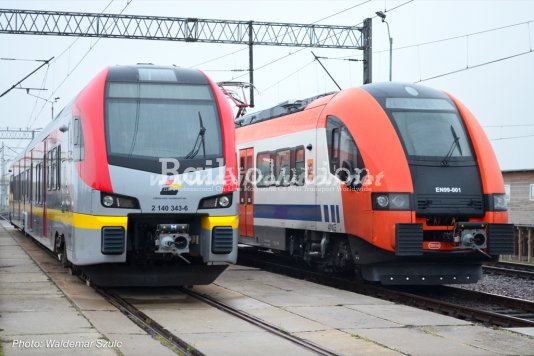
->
[236,82,513,284]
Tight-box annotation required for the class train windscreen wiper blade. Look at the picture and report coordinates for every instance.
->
[441,125,462,166]
[184,112,206,160]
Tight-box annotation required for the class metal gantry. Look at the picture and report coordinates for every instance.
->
[0,129,38,212]
[0,8,373,106]
[0,128,38,140]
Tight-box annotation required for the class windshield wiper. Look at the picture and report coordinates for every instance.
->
[441,125,462,166]
[184,112,206,159]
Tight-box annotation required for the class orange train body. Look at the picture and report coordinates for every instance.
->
[236,82,514,285]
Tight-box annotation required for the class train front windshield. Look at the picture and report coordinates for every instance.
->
[105,82,223,173]
[386,98,473,162]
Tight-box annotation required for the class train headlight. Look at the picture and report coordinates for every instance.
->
[199,193,233,209]
[372,193,412,211]
[102,195,114,207]
[376,195,389,208]
[490,193,508,211]
[390,194,410,210]
[218,195,231,208]
[100,192,140,209]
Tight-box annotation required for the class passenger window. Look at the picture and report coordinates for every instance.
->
[256,152,274,187]
[56,145,61,190]
[275,149,291,186]
[293,146,305,186]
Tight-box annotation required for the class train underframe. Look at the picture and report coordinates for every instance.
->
[281,221,514,285]
[51,213,237,287]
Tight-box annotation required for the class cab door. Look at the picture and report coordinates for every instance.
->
[239,148,254,237]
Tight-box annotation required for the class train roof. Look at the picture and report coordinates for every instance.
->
[107,64,209,84]
[235,91,336,127]
[234,82,451,128]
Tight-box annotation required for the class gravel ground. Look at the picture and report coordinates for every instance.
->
[455,273,534,301]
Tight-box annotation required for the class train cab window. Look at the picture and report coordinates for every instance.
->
[293,146,305,186]
[256,152,274,187]
[275,149,291,186]
[386,98,473,161]
[105,82,222,174]
[326,116,360,180]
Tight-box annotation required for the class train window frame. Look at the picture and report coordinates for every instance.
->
[326,116,362,181]
[73,117,80,146]
[56,145,61,190]
[292,146,305,186]
[256,151,274,188]
[36,163,41,204]
[21,170,26,200]
[73,117,85,161]
[51,147,57,191]
[104,82,223,174]
[274,148,291,187]
[9,175,14,202]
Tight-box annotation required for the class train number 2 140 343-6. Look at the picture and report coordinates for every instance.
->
[151,205,189,212]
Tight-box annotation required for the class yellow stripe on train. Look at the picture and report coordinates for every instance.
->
[29,208,237,231]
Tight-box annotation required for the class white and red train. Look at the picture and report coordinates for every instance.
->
[236,83,514,284]
[9,64,238,286]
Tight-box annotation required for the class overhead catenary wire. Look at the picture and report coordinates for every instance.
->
[415,49,533,83]
[332,18,534,60]
[260,60,315,94]
[192,0,372,69]
[490,134,534,141]
[233,0,414,84]
[483,123,534,128]
[26,0,133,129]
[0,57,49,62]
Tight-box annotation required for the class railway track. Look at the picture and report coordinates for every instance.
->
[8,225,338,355]
[238,248,534,328]
[95,287,204,356]
[392,285,534,327]
[483,261,534,280]
[99,285,337,355]
[177,287,337,356]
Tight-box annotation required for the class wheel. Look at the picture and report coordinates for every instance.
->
[54,234,71,268]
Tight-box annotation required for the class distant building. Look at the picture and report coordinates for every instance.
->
[502,169,533,263]
[502,169,534,226]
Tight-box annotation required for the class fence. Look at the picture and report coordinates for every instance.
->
[500,225,534,264]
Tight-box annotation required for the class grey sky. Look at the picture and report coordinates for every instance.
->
[1,0,533,170]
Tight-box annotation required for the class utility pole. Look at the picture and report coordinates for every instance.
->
[362,18,372,84]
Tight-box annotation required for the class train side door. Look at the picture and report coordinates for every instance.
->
[239,148,254,238]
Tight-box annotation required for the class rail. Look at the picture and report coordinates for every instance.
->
[238,249,534,327]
